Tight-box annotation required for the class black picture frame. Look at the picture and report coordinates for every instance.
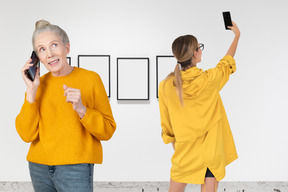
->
[117,57,149,100]
[156,55,176,98]
[78,55,111,98]
[67,57,71,65]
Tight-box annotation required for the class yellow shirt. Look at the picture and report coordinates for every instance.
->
[16,67,116,165]
[159,55,238,184]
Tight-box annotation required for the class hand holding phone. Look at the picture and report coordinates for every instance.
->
[25,51,39,81]
[223,11,232,30]
[22,52,40,103]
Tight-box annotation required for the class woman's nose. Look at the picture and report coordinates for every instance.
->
[47,48,54,58]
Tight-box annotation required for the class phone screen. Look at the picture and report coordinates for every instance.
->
[25,51,39,81]
[223,11,232,30]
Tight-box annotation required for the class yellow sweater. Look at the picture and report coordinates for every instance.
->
[16,67,116,165]
[159,55,238,184]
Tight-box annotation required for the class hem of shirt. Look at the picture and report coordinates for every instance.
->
[26,159,102,166]
[171,170,226,185]
[225,154,238,166]
[171,176,205,185]
[170,154,238,184]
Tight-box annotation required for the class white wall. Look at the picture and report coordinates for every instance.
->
[1,0,288,182]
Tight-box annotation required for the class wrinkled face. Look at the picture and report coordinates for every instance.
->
[34,31,70,76]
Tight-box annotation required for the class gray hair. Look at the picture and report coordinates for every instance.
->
[32,20,70,51]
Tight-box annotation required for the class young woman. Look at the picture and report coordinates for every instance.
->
[16,20,116,192]
[158,22,240,192]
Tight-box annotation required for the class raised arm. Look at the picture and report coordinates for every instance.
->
[15,59,41,143]
[206,21,239,90]
[226,21,240,57]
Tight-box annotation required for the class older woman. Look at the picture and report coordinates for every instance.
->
[16,20,116,192]
[159,22,240,192]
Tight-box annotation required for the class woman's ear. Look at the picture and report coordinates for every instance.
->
[65,43,70,55]
[193,50,198,59]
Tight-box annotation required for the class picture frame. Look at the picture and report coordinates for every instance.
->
[67,56,71,65]
[156,55,176,98]
[78,55,111,98]
[117,57,149,100]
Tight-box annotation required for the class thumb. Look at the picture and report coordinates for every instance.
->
[63,84,68,90]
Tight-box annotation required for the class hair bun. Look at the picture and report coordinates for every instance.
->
[35,19,51,30]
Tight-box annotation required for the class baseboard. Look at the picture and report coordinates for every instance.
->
[0,181,287,192]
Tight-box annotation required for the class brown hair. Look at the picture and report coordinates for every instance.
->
[165,35,198,106]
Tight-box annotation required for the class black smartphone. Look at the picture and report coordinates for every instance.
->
[25,51,39,81]
[222,11,232,30]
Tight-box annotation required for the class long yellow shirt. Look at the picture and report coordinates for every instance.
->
[15,67,116,165]
[159,55,238,184]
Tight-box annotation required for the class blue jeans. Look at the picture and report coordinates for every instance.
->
[29,162,94,192]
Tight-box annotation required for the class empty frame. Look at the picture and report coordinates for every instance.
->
[67,57,71,65]
[117,58,149,100]
[156,55,177,98]
[40,57,71,77]
[78,55,111,98]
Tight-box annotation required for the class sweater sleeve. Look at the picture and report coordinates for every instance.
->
[159,81,175,144]
[207,55,236,90]
[80,74,116,141]
[15,94,40,143]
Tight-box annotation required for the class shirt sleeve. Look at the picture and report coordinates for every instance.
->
[15,94,40,143]
[207,55,236,90]
[158,81,175,144]
[80,74,116,141]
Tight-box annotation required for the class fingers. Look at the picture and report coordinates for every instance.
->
[21,59,33,74]
[232,22,239,30]
[63,85,82,104]
[65,91,81,99]
[63,85,86,117]
[21,59,34,83]
[65,96,80,103]
[63,86,80,97]
[65,92,82,106]
[228,21,240,36]
[63,84,68,90]
[228,21,236,29]
[21,58,40,95]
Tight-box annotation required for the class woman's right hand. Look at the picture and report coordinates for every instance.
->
[228,21,240,37]
[21,59,40,103]
[226,21,240,57]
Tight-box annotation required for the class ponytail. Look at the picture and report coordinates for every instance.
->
[170,34,199,106]
[162,62,184,106]
[174,62,183,106]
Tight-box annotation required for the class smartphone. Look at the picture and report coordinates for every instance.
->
[25,51,39,81]
[222,11,232,30]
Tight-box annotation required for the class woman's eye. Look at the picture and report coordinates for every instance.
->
[39,48,45,52]
[52,43,58,47]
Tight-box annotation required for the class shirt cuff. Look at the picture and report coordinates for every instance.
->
[162,131,175,144]
[221,55,236,74]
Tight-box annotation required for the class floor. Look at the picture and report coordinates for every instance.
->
[0,182,287,192]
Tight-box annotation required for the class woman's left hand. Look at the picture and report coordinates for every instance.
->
[63,84,87,119]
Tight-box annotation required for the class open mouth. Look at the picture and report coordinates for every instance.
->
[48,59,60,66]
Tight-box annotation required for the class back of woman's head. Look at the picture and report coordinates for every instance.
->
[32,19,70,51]
[172,35,198,66]
[169,35,198,106]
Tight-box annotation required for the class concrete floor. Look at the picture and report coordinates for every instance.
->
[0,182,287,192]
